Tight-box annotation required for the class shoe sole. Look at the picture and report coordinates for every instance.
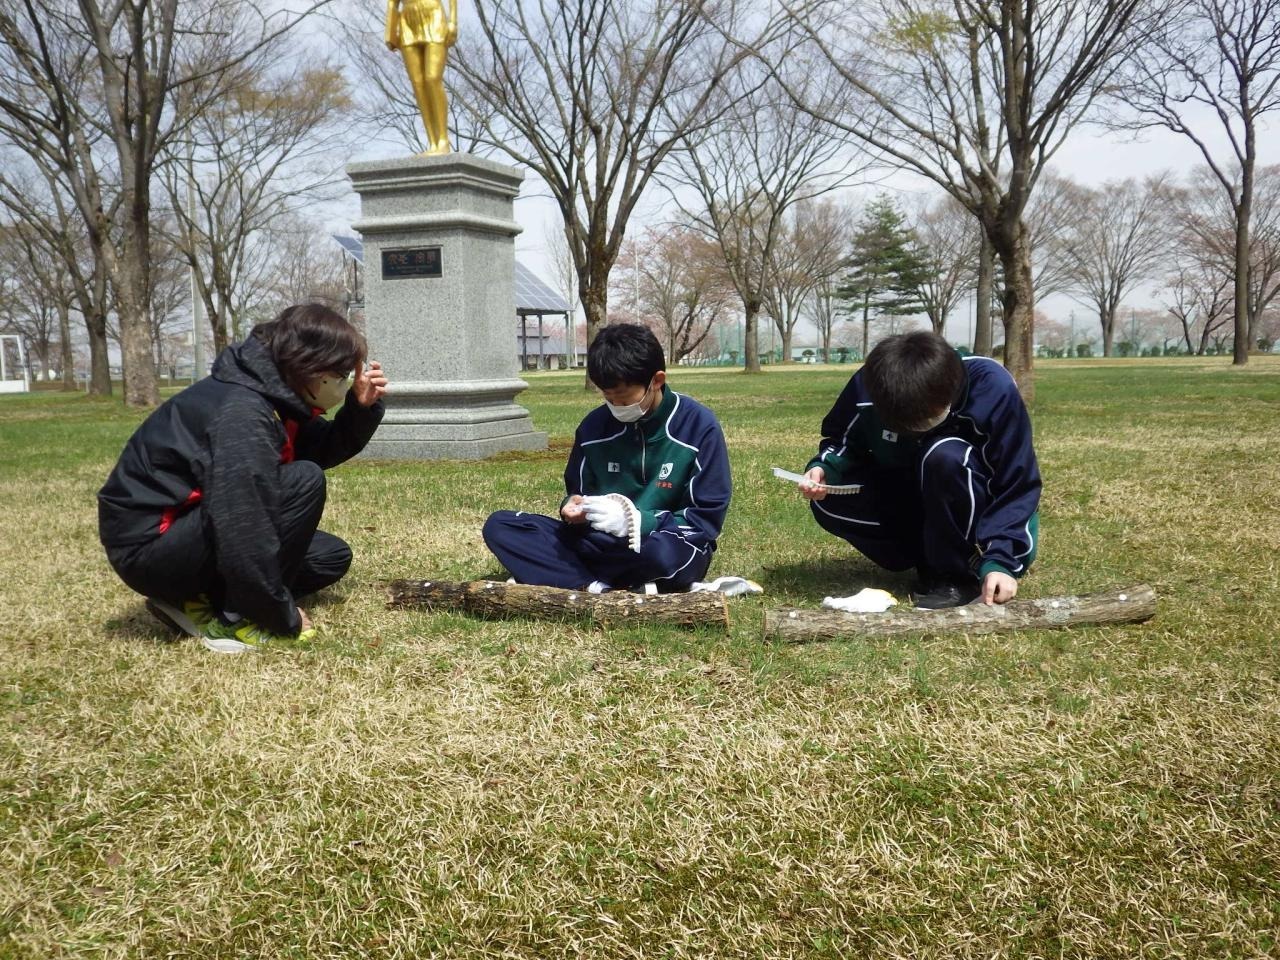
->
[200,635,253,654]
[145,597,202,637]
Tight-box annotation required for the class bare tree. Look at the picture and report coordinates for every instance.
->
[1057,175,1171,355]
[160,56,355,353]
[1244,166,1280,344]
[259,217,353,321]
[447,0,786,383]
[0,51,114,393]
[1163,253,1234,355]
[544,221,580,367]
[809,274,848,362]
[782,0,1158,400]
[147,236,192,382]
[0,0,333,406]
[764,198,851,362]
[909,194,979,336]
[1117,0,1280,365]
[0,211,82,385]
[670,61,857,373]
[617,224,729,364]
[1025,171,1082,301]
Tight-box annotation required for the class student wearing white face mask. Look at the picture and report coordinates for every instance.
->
[483,323,732,593]
[99,304,388,652]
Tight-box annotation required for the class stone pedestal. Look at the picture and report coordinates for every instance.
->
[348,153,547,459]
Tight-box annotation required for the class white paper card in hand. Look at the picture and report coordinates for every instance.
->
[771,466,862,495]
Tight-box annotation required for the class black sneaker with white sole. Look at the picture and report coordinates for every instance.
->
[911,577,981,610]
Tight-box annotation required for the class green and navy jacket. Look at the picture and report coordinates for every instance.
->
[565,386,731,553]
[806,355,1040,579]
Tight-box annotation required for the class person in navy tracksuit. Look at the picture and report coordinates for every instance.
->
[483,323,732,593]
[796,331,1040,609]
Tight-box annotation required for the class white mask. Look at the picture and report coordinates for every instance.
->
[303,373,351,410]
[605,382,653,423]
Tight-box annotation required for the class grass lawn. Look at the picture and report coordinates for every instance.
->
[1,356,1278,958]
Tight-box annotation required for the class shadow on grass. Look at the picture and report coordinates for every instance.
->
[761,558,917,603]
[103,603,182,646]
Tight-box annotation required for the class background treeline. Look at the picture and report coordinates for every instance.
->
[1,0,1276,405]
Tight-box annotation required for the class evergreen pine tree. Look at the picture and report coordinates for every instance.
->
[837,195,929,358]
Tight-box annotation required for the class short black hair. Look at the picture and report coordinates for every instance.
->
[863,331,964,432]
[586,322,665,390]
[252,304,366,393]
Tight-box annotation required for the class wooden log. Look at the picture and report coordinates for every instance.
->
[764,584,1156,644]
[388,579,730,631]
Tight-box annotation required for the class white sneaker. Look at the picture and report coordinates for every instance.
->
[587,580,611,594]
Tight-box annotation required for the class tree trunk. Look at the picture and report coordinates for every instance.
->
[1234,194,1252,366]
[118,209,160,407]
[58,304,75,391]
[581,277,608,389]
[764,584,1155,644]
[388,579,729,631]
[85,308,111,395]
[781,325,794,364]
[861,290,871,359]
[1101,306,1116,357]
[974,233,994,356]
[210,300,230,356]
[994,222,1035,403]
[743,301,761,373]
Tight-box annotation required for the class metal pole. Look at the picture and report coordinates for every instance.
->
[188,147,205,382]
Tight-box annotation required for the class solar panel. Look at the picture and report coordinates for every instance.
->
[332,234,364,263]
[329,235,569,314]
[514,261,571,314]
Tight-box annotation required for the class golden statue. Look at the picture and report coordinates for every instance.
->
[385,0,457,155]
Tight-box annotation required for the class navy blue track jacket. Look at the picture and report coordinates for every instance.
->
[807,355,1041,578]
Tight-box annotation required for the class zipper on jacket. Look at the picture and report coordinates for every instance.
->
[636,422,646,480]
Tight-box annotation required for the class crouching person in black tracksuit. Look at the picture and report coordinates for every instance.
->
[483,323,732,593]
[98,304,388,652]
[797,331,1041,609]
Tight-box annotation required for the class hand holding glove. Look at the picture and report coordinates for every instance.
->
[580,493,642,553]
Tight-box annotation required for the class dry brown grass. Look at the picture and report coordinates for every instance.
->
[1,357,1278,958]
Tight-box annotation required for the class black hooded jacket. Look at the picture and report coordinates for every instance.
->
[98,335,384,633]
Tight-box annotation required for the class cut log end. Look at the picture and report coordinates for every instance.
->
[764,584,1156,644]
[388,579,730,632]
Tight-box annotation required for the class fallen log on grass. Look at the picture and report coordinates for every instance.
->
[764,584,1156,644]
[388,579,730,631]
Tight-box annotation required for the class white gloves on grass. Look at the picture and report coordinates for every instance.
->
[821,588,898,613]
[581,493,642,553]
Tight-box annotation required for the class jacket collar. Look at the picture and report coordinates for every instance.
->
[636,384,676,436]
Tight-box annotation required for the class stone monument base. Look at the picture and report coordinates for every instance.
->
[348,152,548,460]
[362,378,547,460]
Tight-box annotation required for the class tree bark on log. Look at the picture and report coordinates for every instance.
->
[764,584,1155,644]
[388,579,730,631]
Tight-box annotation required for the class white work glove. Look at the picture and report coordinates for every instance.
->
[581,494,642,553]
[821,588,898,613]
